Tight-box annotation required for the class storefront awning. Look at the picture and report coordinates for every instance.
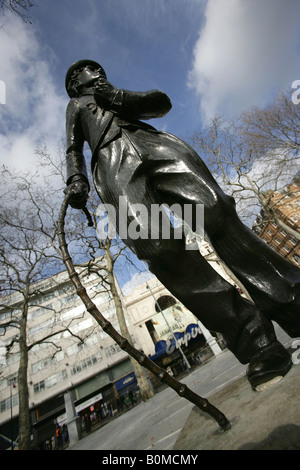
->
[149,323,202,360]
[75,392,103,413]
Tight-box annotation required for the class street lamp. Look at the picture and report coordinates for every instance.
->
[145,278,191,372]
[10,381,16,450]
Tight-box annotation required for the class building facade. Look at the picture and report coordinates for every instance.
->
[0,264,138,448]
[252,178,300,266]
[0,259,225,449]
[123,275,224,376]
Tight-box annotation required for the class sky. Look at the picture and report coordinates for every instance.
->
[1,0,300,170]
[1,0,300,289]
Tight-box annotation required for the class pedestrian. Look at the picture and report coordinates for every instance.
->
[117,396,126,411]
[128,389,137,406]
[84,413,91,433]
[62,424,68,447]
[55,425,62,450]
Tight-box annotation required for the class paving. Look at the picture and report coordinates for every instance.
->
[173,327,300,450]
[67,349,247,451]
[174,362,300,450]
[68,325,299,451]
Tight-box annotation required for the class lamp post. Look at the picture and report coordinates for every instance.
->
[145,279,191,372]
[10,381,16,450]
[126,263,191,371]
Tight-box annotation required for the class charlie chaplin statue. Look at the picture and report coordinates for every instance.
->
[64,59,300,389]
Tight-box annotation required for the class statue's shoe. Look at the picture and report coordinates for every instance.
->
[246,342,293,391]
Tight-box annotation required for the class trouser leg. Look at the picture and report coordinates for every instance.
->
[147,239,277,364]
[152,155,300,337]
[209,216,300,336]
[118,197,277,364]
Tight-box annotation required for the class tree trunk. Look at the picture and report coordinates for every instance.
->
[18,304,31,450]
[105,247,154,401]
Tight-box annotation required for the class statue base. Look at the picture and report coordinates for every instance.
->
[174,363,300,450]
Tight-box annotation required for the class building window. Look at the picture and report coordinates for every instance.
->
[105,343,121,358]
[84,334,98,347]
[70,352,103,376]
[146,319,160,344]
[32,358,52,374]
[33,370,67,394]
[63,318,94,337]
[0,373,18,391]
[275,237,281,244]
[28,318,55,337]
[6,352,20,366]
[154,295,177,313]
[28,303,54,320]
[33,381,45,394]
[66,342,84,357]
[31,356,56,374]
[0,393,18,413]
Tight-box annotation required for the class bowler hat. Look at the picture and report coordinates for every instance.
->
[65,59,106,97]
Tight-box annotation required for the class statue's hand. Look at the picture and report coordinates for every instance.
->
[94,78,117,109]
[64,180,89,210]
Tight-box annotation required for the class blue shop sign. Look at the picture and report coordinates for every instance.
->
[150,323,202,360]
[114,372,136,391]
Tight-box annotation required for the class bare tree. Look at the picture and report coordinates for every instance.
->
[60,189,154,402]
[241,90,300,158]
[0,164,66,449]
[0,0,35,23]
[0,147,154,449]
[189,90,300,239]
[0,162,100,449]
[37,144,154,400]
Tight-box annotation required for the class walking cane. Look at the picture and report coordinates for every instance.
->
[57,194,231,432]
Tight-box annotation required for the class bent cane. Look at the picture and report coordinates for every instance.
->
[57,195,231,432]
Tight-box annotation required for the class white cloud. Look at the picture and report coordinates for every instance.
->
[0,15,67,170]
[188,0,300,122]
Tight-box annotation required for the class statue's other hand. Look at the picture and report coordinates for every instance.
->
[64,180,89,210]
[94,78,117,108]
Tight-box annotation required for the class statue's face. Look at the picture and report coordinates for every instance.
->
[76,65,101,88]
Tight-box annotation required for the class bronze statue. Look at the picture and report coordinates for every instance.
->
[64,59,300,390]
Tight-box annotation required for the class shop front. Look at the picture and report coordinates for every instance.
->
[147,301,214,376]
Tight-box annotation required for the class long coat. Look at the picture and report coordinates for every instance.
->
[65,86,223,235]
[66,88,172,186]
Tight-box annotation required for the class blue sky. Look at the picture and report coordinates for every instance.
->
[1,0,300,289]
[1,0,300,171]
